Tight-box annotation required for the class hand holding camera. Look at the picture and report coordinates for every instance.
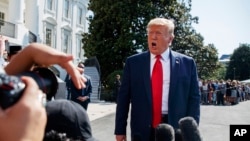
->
[0,67,58,109]
[0,43,85,141]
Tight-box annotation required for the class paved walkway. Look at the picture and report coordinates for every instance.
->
[87,100,250,141]
[87,101,117,121]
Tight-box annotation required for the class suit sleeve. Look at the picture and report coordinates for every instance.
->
[187,59,200,125]
[69,79,81,100]
[114,58,131,135]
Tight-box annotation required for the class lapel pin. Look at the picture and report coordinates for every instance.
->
[176,60,179,64]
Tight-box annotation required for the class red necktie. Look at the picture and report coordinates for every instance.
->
[152,55,163,128]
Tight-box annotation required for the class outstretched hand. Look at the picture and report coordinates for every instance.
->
[4,43,86,89]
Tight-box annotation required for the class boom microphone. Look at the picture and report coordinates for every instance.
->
[178,116,202,141]
[155,123,175,141]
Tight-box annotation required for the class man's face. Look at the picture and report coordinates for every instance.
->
[77,64,85,75]
[147,25,173,55]
[116,75,120,79]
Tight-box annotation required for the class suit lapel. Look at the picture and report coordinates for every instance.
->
[142,51,181,104]
[143,51,181,105]
[142,52,152,104]
[169,51,180,96]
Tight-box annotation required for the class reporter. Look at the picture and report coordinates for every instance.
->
[0,76,46,141]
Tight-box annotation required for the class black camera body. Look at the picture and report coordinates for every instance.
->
[0,73,25,109]
[0,67,58,109]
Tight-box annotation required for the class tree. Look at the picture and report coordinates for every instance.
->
[82,0,151,84]
[195,44,219,79]
[226,44,250,80]
[82,0,219,85]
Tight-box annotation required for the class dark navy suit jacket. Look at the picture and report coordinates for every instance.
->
[66,74,92,107]
[115,50,200,141]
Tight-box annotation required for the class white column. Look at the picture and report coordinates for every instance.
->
[8,0,29,45]
[8,0,25,24]
[72,1,78,63]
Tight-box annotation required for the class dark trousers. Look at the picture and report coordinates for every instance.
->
[74,100,89,110]
[217,93,225,105]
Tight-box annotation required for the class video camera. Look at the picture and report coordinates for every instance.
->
[0,67,58,109]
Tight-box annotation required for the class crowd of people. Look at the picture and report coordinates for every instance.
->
[199,79,250,106]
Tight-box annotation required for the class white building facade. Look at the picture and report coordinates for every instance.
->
[0,0,91,79]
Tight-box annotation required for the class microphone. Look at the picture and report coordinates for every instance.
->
[155,123,175,141]
[178,116,202,141]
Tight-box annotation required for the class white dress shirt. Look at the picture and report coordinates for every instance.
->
[150,48,170,114]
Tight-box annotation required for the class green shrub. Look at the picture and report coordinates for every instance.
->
[100,70,123,102]
[100,88,113,102]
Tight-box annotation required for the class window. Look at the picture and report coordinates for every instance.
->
[63,30,71,53]
[45,22,55,48]
[47,0,53,10]
[63,34,69,53]
[0,12,4,21]
[0,12,4,26]
[64,0,70,18]
[76,36,82,59]
[45,28,52,46]
[77,7,83,24]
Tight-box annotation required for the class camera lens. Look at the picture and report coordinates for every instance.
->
[19,67,58,100]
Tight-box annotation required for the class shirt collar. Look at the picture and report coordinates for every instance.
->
[150,48,170,61]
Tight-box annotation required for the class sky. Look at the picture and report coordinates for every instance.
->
[190,0,250,58]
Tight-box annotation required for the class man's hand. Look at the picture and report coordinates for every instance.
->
[0,76,47,141]
[4,43,86,89]
[116,135,127,141]
[77,96,89,102]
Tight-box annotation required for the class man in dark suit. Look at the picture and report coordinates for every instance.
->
[67,62,92,110]
[114,18,200,141]
[113,74,121,103]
